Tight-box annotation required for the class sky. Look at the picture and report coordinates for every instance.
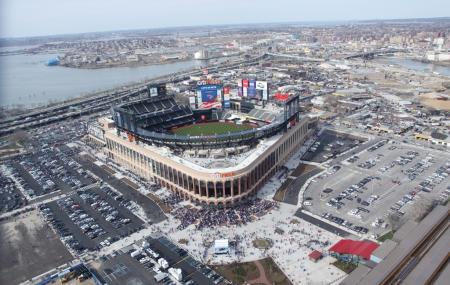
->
[1,0,449,38]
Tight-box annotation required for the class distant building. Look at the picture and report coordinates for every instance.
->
[415,131,449,147]
[194,50,209,60]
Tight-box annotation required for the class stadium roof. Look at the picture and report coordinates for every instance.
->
[329,239,379,260]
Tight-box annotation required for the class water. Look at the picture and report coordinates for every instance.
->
[0,52,206,108]
[381,57,450,77]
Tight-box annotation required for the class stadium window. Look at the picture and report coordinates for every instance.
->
[233,179,239,196]
[193,178,199,194]
[200,180,207,197]
[183,174,188,188]
[163,164,168,179]
[169,167,174,183]
[207,181,214,197]
[225,181,231,197]
[188,176,193,191]
[241,175,247,193]
[215,181,223,198]
[177,171,182,186]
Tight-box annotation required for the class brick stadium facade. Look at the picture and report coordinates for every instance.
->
[90,116,311,207]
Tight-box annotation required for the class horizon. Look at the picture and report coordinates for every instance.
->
[1,16,449,40]
[1,0,449,38]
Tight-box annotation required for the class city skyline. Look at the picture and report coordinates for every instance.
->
[1,0,450,38]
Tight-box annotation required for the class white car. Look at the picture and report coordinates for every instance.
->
[303,201,312,206]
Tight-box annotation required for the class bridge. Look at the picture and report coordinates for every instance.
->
[264,52,324,62]
[344,48,407,60]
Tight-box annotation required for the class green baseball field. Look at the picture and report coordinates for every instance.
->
[172,122,254,136]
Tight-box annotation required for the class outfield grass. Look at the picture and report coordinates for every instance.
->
[172,122,254,136]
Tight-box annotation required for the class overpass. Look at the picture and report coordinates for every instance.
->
[344,48,407,60]
[265,52,324,62]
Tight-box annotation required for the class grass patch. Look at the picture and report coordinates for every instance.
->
[253,238,273,249]
[377,231,394,242]
[172,122,254,136]
[290,219,300,224]
[213,261,259,284]
[147,192,171,213]
[213,258,291,285]
[178,239,189,245]
[332,260,357,274]
[273,178,294,202]
[260,258,292,285]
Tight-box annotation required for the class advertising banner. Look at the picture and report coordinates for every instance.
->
[238,87,243,97]
[263,89,269,101]
[223,93,230,108]
[248,79,257,98]
[197,90,203,105]
[256,81,267,90]
[189,96,196,109]
[199,84,222,109]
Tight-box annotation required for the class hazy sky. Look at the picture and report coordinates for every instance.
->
[1,0,449,38]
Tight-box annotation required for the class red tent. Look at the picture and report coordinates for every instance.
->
[329,239,379,260]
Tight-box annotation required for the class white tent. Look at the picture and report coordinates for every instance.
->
[214,239,229,254]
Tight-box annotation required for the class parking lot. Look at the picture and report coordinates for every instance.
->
[303,139,450,236]
[74,153,166,223]
[93,235,226,285]
[0,169,27,214]
[301,129,366,163]
[3,145,97,200]
[41,185,145,254]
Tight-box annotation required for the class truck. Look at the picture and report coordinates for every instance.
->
[169,267,183,281]
[154,272,168,282]
[158,258,169,269]
[130,249,142,258]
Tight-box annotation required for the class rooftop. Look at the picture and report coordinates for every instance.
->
[329,239,379,260]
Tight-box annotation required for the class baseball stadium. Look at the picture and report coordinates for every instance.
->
[89,83,314,206]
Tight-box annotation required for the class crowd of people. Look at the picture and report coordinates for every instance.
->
[171,198,278,230]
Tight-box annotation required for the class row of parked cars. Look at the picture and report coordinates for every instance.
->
[322,212,369,234]
[79,191,131,230]
[417,162,450,202]
[40,203,86,253]
[0,171,27,213]
[326,176,379,210]
[379,151,419,173]
[4,163,39,199]
[99,185,140,214]
[57,197,107,239]
[403,155,434,181]
[19,157,58,196]
[48,150,94,189]
[367,140,387,152]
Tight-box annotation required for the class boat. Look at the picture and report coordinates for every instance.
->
[46,58,60,66]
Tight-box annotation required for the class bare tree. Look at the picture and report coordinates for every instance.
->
[9,129,30,145]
